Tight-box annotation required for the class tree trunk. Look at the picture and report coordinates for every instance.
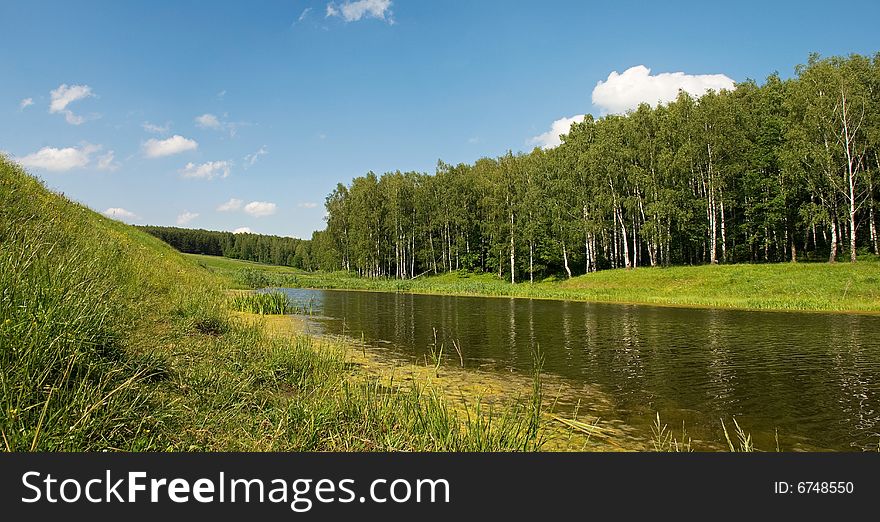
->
[529,240,534,284]
[707,144,718,265]
[562,241,572,279]
[872,161,879,254]
[631,218,638,269]
[509,211,515,284]
[616,206,631,269]
[829,219,838,263]
[719,190,727,263]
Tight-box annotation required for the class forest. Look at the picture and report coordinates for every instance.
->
[138,225,314,269]
[315,53,880,281]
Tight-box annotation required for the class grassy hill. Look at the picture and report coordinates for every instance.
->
[0,157,543,451]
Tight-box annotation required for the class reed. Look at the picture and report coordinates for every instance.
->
[228,292,291,315]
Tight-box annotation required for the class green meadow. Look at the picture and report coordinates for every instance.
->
[188,252,880,314]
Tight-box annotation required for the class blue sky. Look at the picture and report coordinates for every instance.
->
[2,0,879,238]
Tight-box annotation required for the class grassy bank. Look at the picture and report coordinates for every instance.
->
[0,158,547,451]
[188,253,880,314]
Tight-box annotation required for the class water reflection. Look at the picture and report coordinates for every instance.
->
[278,288,880,451]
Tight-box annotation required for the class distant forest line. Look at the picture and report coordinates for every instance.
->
[137,226,315,270]
[313,52,880,281]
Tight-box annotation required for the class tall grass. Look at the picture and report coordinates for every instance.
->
[1,160,165,450]
[228,292,291,315]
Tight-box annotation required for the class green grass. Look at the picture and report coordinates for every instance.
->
[0,157,546,452]
[228,291,292,315]
[189,253,880,314]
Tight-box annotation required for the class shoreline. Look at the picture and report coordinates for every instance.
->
[280,284,880,317]
[186,254,880,316]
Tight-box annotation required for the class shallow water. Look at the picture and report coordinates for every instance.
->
[273,288,880,451]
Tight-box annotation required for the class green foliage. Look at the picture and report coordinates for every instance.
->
[318,52,880,281]
[139,225,312,269]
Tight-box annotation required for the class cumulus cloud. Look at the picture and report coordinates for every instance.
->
[243,201,277,217]
[142,121,170,134]
[17,143,101,171]
[179,160,230,180]
[233,227,253,234]
[592,65,735,114]
[49,84,95,125]
[217,198,243,212]
[244,145,268,168]
[297,202,319,209]
[529,115,585,149]
[326,0,393,23]
[20,98,34,110]
[176,211,199,226]
[96,150,120,171]
[142,135,198,158]
[103,207,138,221]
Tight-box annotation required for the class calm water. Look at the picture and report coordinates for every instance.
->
[275,288,880,451]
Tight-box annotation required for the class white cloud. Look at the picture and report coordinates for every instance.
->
[20,98,34,110]
[49,84,92,113]
[217,90,227,99]
[592,65,735,115]
[17,143,100,171]
[176,211,199,225]
[103,207,138,221]
[529,115,585,149]
[244,145,268,168]
[326,0,393,23]
[297,7,312,22]
[243,201,277,217]
[96,150,120,171]
[233,227,253,234]
[179,160,230,180]
[297,202,318,209]
[142,135,198,158]
[195,113,241,136]
[217,198,243,212]
[195,113,222,129]
[49,84,95,125]
[142,121,170,134]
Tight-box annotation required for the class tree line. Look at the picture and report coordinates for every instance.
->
[139,226,315,269]
[315,53,880,281]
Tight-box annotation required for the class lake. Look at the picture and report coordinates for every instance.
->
[274,288,880,451]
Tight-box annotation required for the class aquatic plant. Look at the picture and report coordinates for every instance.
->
[228,291,292,315]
